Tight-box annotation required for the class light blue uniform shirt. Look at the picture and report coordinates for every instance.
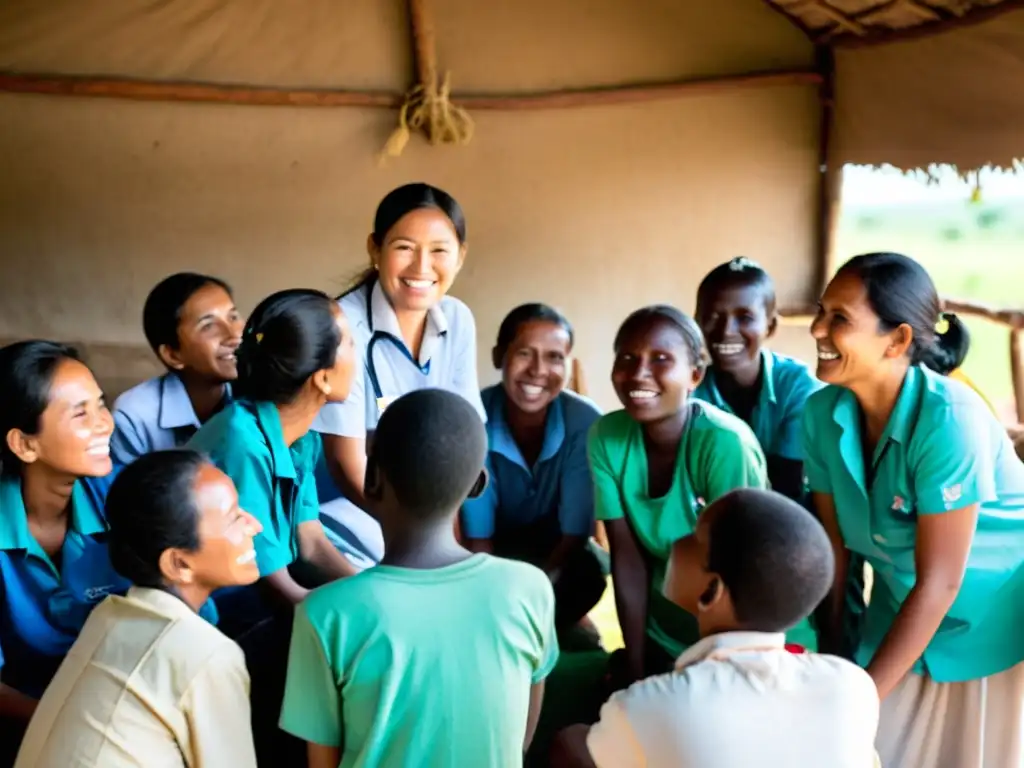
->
[189,399,321,633]
[693,350,822,460]
[803,365,1024,682]
[311,279,486,564]
[462,386,601,540]
[111,373,232,466]
[0,474,130,698]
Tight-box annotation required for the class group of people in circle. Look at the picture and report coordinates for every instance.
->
[2,182,1023,768]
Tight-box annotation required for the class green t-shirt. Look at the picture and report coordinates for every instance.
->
[279,554,558,767]
[589,401,817,655]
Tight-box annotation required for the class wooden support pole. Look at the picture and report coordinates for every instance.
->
[812,44,837,296]
[0,69,821,111]
[1010,330,1024,423]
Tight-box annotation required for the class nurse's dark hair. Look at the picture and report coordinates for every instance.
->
[106,450,205,588]
[836,252,969,375]
[493,303,574,367]
[369,389,487,520]
[340,183,467,297]
[700,488,834,632]
[234,289,342,404]
[614,305,710,373]
[142,272,233,357]
[0,340,84,477]
[696,257,777,314]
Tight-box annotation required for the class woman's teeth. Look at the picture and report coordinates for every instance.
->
[236,549,257,565]
[712,343,744,357]
[402,278,434,289]
[818,350,840,361]
[86,442,110,457]
[520,384,544,398]
[629,390,658,400]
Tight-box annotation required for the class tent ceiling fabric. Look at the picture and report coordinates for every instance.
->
[767,0,1013,41]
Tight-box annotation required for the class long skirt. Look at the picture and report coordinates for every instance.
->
[877,662,1024,767]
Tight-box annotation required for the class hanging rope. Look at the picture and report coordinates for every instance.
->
[379,0,474,163]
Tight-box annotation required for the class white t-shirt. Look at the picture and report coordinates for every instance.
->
[587,631,880,768]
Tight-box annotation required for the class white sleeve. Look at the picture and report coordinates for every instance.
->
[586,691,647,768]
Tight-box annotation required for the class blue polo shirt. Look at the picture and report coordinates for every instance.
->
[803,365,1024,682]
[0,474,129,698]
[462,386,601,541]
[189,399,322,632]
[693,350,822,461]
[111,373,232,466]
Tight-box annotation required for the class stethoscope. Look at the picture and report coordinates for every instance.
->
[363,282,432,407]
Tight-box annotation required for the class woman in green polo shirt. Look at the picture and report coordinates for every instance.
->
[805,252,1024,768]
[590,305,817,688]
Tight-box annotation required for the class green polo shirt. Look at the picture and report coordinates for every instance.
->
[803,364,1024,682]
[279,554,558,767]
[589,401,818,656]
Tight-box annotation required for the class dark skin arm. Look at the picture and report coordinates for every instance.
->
[0,683,37,722]
[811,492,850,656]
[765,456,805,502]
[541,535,587,581]
[867,505,976,699]
[606,518,650,685]
[321,434,369,510]
[307,744,341,768]
[524,682,545,751]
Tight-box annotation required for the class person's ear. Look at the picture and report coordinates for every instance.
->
[886,324,914,359]
[364,456,384,503]
[455,244,468,272]
[689,365,706,391]
[157,343,186,371]
[6,428,40,466]
[697,575,725,612]
[491,346,503,370]
[766,311,779,339]
[158,548,195,586]
[311,369,333,398]
[365,234,380,266]
[466,468,489,500]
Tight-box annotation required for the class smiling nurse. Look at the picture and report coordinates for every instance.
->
[314,183,485,567]
[805,253,1024,768]
[0,341,129,763]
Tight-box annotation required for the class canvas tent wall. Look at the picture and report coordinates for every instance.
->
[0,0,1020,409]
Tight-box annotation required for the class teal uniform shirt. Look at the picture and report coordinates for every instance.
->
[280,555,558,767]
[0,474,130,698]
[188,399,322,632]
[589,401,818,656]
[803,365,1024,682]
[693,349,823,460]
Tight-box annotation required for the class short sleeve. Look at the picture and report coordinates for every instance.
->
[801,404,832,494]
[295,435,323,525]
[700,424,768,502]
[449,305,487,424]
[587,693,646,768]
[912,404,994,514]
[531,574,559,684]
[110,409,146,466]
[558,433,597,538]
[280,605,343,747]
[461,454,498,539]
[183,643,257,768]
[776,369,824,461]
[588,420,626,522]
[217,446,293,576]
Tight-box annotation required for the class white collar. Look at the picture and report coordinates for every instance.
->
[674,630,787,671]
[369,279,449,365]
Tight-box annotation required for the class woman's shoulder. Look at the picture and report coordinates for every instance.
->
[589,409,636,442]
[188,402,270,459]
[558,390,603,431]
[437,294,476,332]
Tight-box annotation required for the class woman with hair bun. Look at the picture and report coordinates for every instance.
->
[804,252,1024,767]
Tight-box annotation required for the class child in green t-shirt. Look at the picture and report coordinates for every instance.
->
[280,389,559,768]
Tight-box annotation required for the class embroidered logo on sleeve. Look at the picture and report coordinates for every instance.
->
[942,484,963,506]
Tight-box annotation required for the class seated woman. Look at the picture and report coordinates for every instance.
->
[462,304,606,646]
[692,257,823,501]
[187,288,357,764]
[0,341,130,764]
[14,450,262,768]
[589,306,816,690]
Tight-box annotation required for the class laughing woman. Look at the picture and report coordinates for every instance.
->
[0,341,129,763]
[313,183,486,569]
[461,304,606,641]
[589,306,816,687]
[805,252,1024,768]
